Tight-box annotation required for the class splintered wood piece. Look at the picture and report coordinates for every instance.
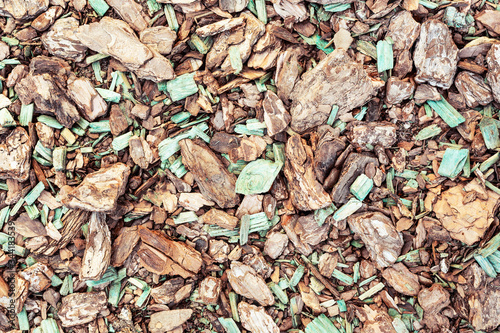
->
[179,138,240,208]
[283,135,332,211]
[138,225,203,273]
[111,226,140,267]
[35,210,90,256]
[58,292,107,327]
[80,212,111,281]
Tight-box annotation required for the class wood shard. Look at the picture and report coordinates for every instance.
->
[434,180,500,245]
[413,19,458,89]
[138,225,203,274]
[284,135,332,211]
[0,127,32,182]
[238,301,280,333]
[227,261,274,306]
[347,212,403,268]
[59,292,107,327]
[180,138,240,208]
[290,49,381,133]
[61,163,131,212]
[80,212,111,281]
[148,309,193,333]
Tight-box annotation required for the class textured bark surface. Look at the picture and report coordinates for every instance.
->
[227,261,274,306]
[238,302,280,333]
[180,138,240,208]
[61,163,131,212]
[80,212,111,280]
[434,181,500,245]
[290,49,381,133]
[41,17,87,62]
[0,127,31,182]
[76,17,174,82]
[284,135,332,211]
[59,292,107,327]
[16,73,80,128]
[414,19,458,89]
[347,212,404,268]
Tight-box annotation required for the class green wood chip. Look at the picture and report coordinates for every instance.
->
[218,318,241,333]
[415,124,442,141]
[427,96,465,128]
[305,314,341,333]
[164,72,198,102]
[350,174,373,201]
[88,0,109,16]
[333,198,362,221]
[475,253,497,278]
[228,46,243,75]
[437,148,468,178]
[376,39,393,72]
[480,117,500,149]
[235,143,284,195]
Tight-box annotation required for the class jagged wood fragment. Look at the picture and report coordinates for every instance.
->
[138,225,203,274]
[284,135,331,211]
[80,212,111,281]
[58,292,107,327]
[180,138,240,208]
[290,49,381,133]
[414,19,458,89]
[60,163,131,212]
[0,127,32,182]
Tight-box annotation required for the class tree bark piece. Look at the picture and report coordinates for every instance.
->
[41,17,87,62]
[238,302,280,333]
[414,19,458,89]
[264,232,288,259]
[290,49,381,133]
[129,136,153,169]
[486,44,500,104]
[463,263,500,331]
[0,127,32,182]
[61,163,131,212]
[66,75,107,121]
[386,10,420,53]
[331,153,379,205]
[284,135,332,211]
[16,73,80,128]
[180,138,240,208]
[76,17,174,82]
[80,212,111,281]
[0,0,49,20]
[111,226,139,267]
[34,209,90,256]
[199,208,239,230]
[59,292,107,327]
[106,0,149,32]
[138,225,203,274]
[455,71,493,108]
[148,309,193,333]
[347,122,397,151]
[385,77,415,105]
[199,276,221,305]
[476,10,500,35]
[417,284,450,313]
[314,126,345,184]
[433,180,500,245]
[263,90,291,137]
[140,26,177,55]
[382,263,420,296]
[227,261,274,306]
[347,212,403,268]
